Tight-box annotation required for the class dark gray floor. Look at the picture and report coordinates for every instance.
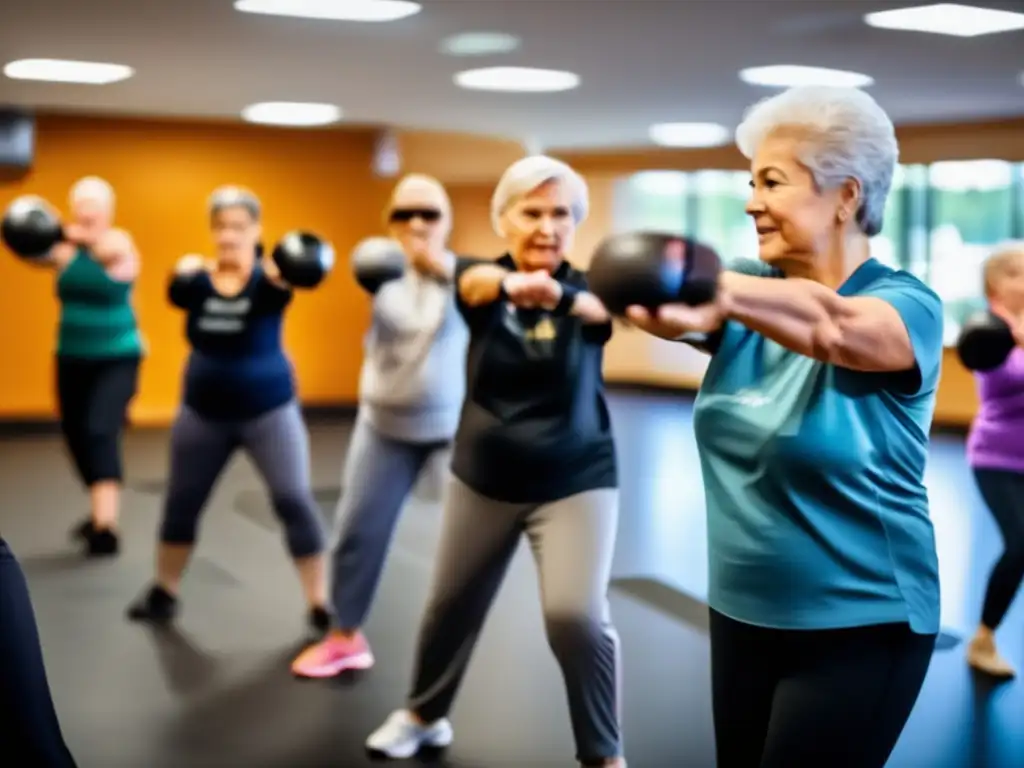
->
[2,390,1022,767]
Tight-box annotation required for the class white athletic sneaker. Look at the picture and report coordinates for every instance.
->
[365,709,454,759]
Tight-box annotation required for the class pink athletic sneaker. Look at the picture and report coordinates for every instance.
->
[291,631,375,678]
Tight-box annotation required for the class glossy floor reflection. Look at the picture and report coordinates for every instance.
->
[1,388,1021,768]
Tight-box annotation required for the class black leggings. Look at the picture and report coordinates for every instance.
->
[710,609,935,768]
[56,356,139,486]
[0,538,78,767]
[973,467,1024,630]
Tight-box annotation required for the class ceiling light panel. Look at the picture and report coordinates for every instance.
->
[3,59,134,84]
[234,0,422,22]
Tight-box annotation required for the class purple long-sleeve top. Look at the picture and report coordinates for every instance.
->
[967,347,1024,473]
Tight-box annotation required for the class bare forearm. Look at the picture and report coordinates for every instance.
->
[720,272,843,360]
[33,241,76,270]
[459,265,508,307]
[719,271,919,371]
[569,290,611,324]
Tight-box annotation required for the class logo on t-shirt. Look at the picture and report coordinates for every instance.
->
[197,296,251,334]
[502,305,560,358]
[525,317,557,341]
[733,388,772,408]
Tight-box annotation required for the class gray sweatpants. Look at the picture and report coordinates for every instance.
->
[160,401,326,558]
[330,416,446,629]
[408,475,622,764]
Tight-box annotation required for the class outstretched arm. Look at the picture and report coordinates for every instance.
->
[92,228,140,283]
[261,249,291,289]
[22,241,75,271]
[167,254,207,309]
[718,271,924,373]
[564,288,611,325]
[457,262,510,307]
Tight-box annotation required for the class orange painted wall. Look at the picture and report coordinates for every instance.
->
[0,114,394,424]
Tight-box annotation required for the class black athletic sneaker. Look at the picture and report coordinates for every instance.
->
[71,519,120,557]
[126,584,178,624]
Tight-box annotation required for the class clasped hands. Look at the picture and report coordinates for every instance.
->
[175,250,284,282]
[175,253,211,275]
[397,231,450,279]
[501,270,565,311]
[624,276,728,338]
[63,224,133,262]
[50,224,133,268]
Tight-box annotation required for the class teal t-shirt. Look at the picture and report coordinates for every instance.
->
[692,258,944,635]
[57,248,143,359]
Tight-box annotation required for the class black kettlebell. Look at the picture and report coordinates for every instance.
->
[587,231,721,316]
[956,311,1016,371]
[351,236,407,293]
[1,195,65,260]
[271,230,334,289]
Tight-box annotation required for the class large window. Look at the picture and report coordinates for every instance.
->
[613,172,689,235]
[613,160,1024,345]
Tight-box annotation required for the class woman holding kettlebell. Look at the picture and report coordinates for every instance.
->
[126,185,331,634]
[1,177,143,557]
[617,85,943,767]
[962,242,1024,680]
[291,174,470,680]
[366,156,625,768]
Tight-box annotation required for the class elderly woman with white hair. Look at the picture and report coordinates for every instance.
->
[34,176,143,557]
[366,156,625,768]
[291,174,470,678]
[627,86,943,766]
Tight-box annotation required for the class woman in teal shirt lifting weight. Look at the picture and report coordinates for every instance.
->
[627,85,943,768]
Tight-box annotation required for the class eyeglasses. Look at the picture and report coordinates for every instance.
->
[389,208,442,223]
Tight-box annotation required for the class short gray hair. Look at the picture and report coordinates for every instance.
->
[734,86,898,237]
[490,155,589,236]
[208,185,261,222]
[69,176,115,209]
[983,240,1024,295]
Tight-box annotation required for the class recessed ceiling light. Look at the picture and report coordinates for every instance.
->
[241,101,342,127]
[440,31,521,56]
[454,66,580,93]
[3,58,134,84]
[234,0,421,22]
[864,3,1024,37]
[739,65,874,88]
[649,122,731,148]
